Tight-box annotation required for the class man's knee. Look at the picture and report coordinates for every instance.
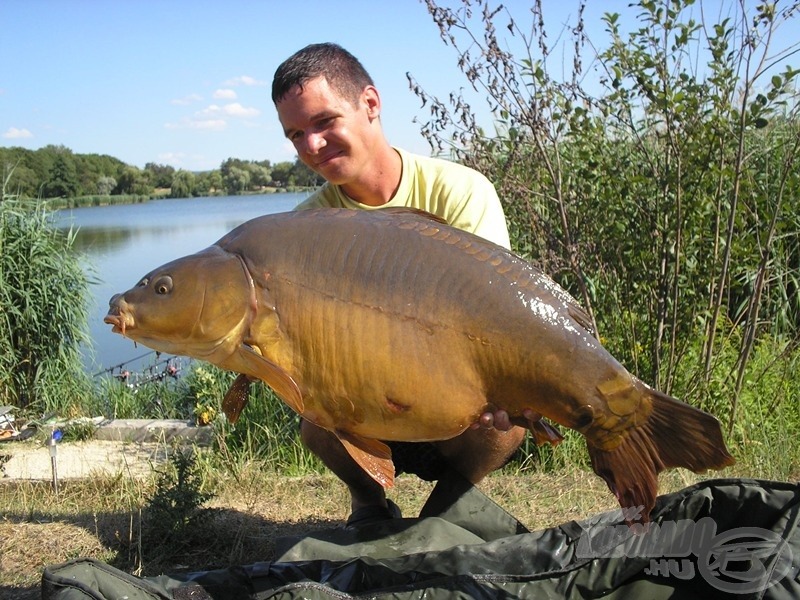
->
[435,426,526,483]
[299,419,334,456]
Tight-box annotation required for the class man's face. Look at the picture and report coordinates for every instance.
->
[276,76,379,186]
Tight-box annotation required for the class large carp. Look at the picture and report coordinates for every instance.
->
[105,208,733,519]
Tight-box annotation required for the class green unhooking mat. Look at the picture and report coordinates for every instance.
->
[42,477,800,599]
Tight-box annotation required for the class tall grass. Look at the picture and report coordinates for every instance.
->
[0,179,93,413]
[47,194,152,210]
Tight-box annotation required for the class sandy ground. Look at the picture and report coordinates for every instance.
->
[0,419,210,481]
[0,439,169,481]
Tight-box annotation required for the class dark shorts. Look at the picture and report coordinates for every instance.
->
[387,440,450,481]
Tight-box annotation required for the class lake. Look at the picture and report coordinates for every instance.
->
[55,193,309,376]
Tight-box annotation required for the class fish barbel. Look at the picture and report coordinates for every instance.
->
[105,208,734,520]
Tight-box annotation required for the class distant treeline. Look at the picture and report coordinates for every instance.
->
[0,144,323,200]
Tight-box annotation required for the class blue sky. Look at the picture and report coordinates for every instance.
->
[2,1,796,172]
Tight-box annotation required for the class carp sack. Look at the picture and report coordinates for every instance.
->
[105,208,734,520]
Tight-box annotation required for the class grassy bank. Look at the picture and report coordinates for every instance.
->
[1,452,729,598]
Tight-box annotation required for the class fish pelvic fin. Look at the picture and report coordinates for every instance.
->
[336,431,395,489]
[511,415,563,446]
[530,419,564,445]
[587,387,735,524]
[222,374,253,424]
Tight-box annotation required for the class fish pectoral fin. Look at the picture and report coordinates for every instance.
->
[528,418,564,446]
[221,373,253,424]
[231,345,305,415]
[336,431,395,489]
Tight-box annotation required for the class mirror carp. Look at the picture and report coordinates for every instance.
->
[105,208,734,520]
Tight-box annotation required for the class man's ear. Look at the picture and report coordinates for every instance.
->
[362,85,381,120]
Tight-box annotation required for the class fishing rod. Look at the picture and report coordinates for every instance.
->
[93,350,161,377]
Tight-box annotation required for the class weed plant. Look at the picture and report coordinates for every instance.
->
[183,365,323,477]
[92,374,193,420]
[142,449,214,556]
[0,181,93,414]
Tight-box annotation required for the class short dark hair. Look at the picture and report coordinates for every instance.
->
[271,43,374,105]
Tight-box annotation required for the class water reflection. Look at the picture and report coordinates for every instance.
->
[55,193,308,373]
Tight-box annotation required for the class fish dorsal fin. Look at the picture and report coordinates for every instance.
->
[377,207,449,225]
[336,430,395,489]
[568,304,597,338]
[229,345,305,416]
[221,374,253,424]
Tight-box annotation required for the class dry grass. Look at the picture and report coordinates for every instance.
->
[0,456,728,600]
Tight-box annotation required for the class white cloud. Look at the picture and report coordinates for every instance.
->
[165,118,227,131]
[193,119,227,130]
[213,88,237,100]
[3,127,33,139]
[196,103,260,119]
[157,152,186,166]
[223,75,267,87]
[222,102,260,118]
[171,93,203,106]
[195,104,223,117]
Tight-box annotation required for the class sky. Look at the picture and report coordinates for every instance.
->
[2,1,797,172]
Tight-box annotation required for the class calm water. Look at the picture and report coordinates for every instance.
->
[55,193,309,374]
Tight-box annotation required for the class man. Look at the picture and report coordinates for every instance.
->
[271,42,527,526]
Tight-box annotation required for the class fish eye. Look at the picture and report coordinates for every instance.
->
[153,276,173,295]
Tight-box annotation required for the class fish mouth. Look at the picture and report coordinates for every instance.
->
[104,311,133,336]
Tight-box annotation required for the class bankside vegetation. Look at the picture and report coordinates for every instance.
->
[0,145,323,203]
[0,179,93,413]
[408,0,800,471]
[1,0,799,482]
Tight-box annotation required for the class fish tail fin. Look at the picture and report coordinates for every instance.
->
[588,387,735,523]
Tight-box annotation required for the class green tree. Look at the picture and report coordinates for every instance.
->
[43,151,80,198]
[96,176,117,195]
[0,158,39,198]
[145,162,176,189]
[75,153,127,195]
[170,169,196,198]
[222,166,250,194]
[205,170,223,194]
[270,161,294,187]
[249,164,272,188]
[115,166,153,196]
[290,158,323,187]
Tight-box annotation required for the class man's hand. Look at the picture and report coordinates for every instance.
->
[472,408,564,446]
[471,408,542,431]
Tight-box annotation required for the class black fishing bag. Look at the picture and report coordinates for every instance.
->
[42,477,800,599]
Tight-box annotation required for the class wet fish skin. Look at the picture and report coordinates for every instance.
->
[105,208,734,520]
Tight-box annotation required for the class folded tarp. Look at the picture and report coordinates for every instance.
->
[41,477,800,599]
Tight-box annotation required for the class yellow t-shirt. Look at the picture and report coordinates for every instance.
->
[294,148,511,249]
